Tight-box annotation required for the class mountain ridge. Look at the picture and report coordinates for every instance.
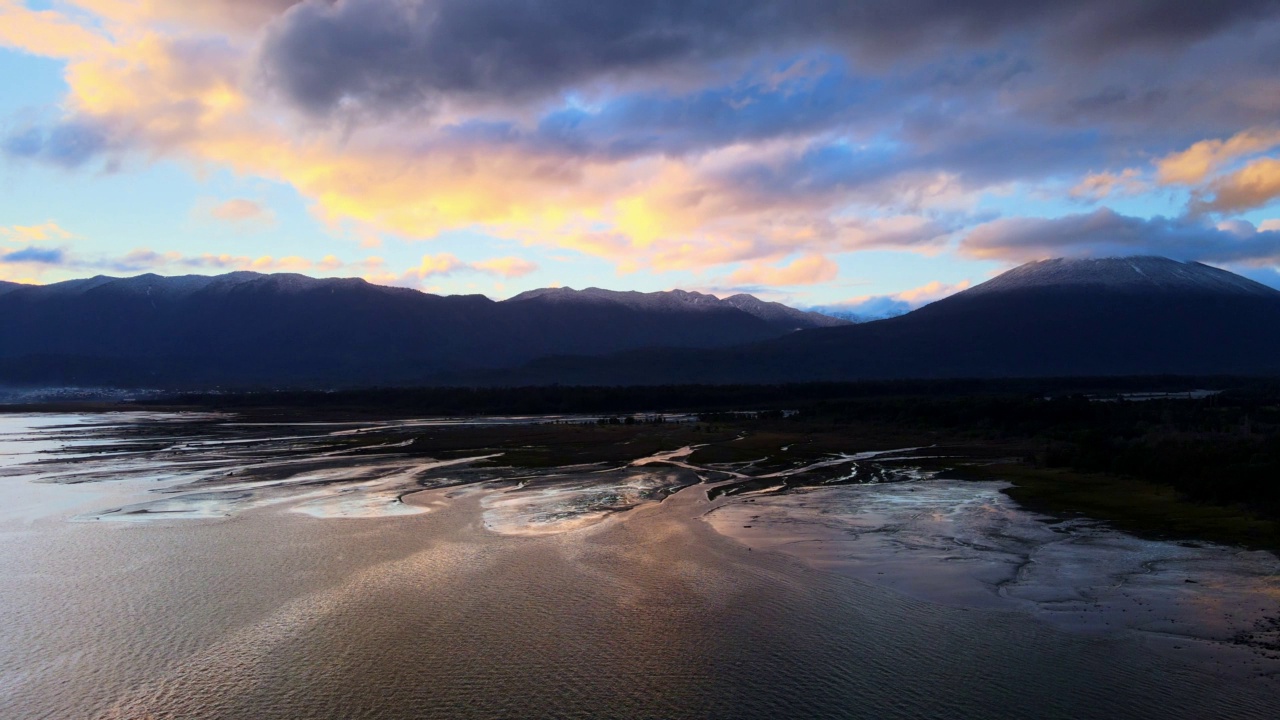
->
[483,256,1280,385]
[507,285,847,331]
[0,272,834,387]
[4,256,1279,388]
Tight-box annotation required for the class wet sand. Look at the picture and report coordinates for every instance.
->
[705,481,1280,645]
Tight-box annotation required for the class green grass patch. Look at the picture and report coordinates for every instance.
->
[976,463,1280,552]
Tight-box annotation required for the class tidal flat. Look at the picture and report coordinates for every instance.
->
[1,410,1278,719]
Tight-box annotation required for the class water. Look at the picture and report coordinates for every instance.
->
[1,413,1277,719]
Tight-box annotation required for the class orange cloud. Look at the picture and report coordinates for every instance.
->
[894,279,971,303]
[1191,157,1280,215]
[1156,128,1280,185]
[407,253,466,279]
[27,22,952,275]
[1070,169,1145,200]
[2,4,954,281]
[0,1,110,58]
[728,254,838,286]
[0,221,75,242]
[0,268,39,284]
[828,278,972,319]
[398,253,541,285]
[251,255,310,272]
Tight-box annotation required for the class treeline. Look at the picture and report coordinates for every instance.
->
[160,376,1253,416]
[800,390,1280,517]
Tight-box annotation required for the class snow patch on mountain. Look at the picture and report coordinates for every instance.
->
[507,286,848,330]
[964,256,1280,298]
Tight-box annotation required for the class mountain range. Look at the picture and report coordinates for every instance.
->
[0,272,842,387]
[504,257,1280,384]
[2,256,1278,388]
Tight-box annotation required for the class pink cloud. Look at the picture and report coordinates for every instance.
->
[207,198,274,225]
[727,255,838,286]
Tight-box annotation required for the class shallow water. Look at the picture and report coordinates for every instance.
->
[1,412,1278,719]
[705,481,1280,639]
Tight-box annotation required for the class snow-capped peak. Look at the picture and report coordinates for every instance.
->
[963,256,1280,298]
[506,286,848,329]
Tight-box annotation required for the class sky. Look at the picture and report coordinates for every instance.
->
[2,1,1280,314]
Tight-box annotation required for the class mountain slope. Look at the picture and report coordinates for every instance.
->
[0,273,823,387]
[506,287,846,332]
[501,257,1280,385]
[719,293,849,331]
[962,256,1278,297]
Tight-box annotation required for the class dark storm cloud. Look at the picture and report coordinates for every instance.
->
[1055,0,1280,53]
[438,55,1110,198]
[259,0,1280,117]
[961,209,1280,264]
[249,0,1280,225]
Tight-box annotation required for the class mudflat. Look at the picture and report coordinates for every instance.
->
[1,412,1277,719]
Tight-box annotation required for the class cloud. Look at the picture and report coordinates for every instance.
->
[1156,127,1280,185]
[397,253,541,285]
[961,208,1280,264]
[257,0,1279,117]
[410,253,466,279]
[0,242,392,281]
[895,279,973,304]
[2,120,115,168]
[0,246,66,264]
[1070,168,1145,200]
[471,256,539,278]
[207,198,275,225]
[0,1,111,58]
[3,0,1280,281]
[1190,157,1280,215]
[728,255,838,286]
[97,251,325,275]
[811,279,972,320]
[0,221,74,243]
[131,1,303,31]
[0,237,538,291]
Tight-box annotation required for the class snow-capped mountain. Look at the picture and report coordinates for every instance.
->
[719,293,849,330]
[7,257,1280,388]
[497,256,1280,385]
[963,257,1279,298]
[508,286,847,332]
